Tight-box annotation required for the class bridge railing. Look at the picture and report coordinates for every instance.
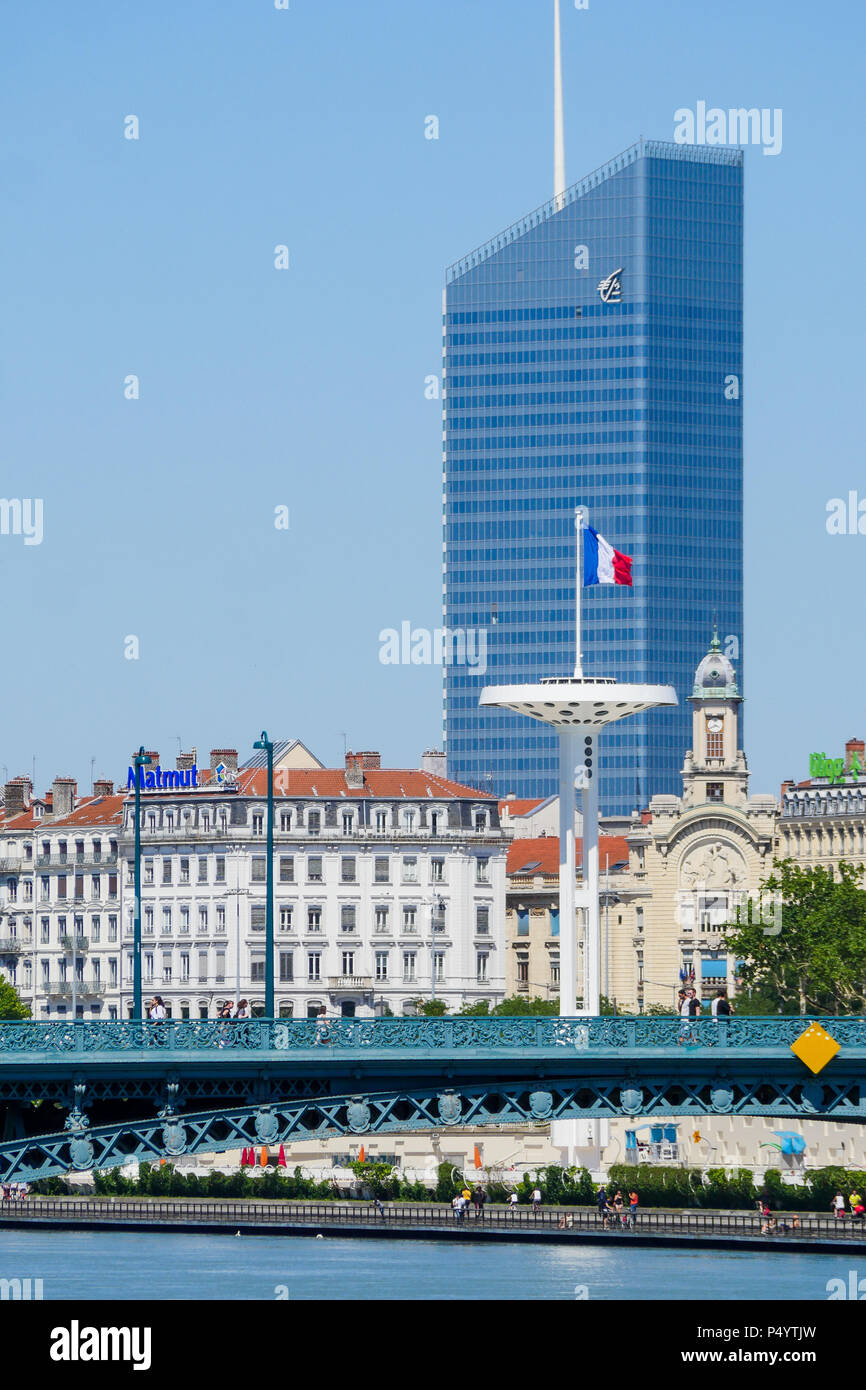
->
[0,1016,863,1055]
[0,1196,863,1243]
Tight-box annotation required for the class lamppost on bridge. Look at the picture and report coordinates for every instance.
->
[252,731,275,1019]
[131,747,152,1022]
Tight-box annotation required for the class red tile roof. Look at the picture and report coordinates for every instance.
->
[507,836,631,877]
[201,768,495,800]
[498,798,546,817]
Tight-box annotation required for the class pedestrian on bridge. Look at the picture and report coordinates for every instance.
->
[531,1187,542,1213]
[472,1187,487,1219]
[596,1184,607,1221]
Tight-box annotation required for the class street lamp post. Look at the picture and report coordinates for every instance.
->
[253,732,275,1018]
[132,747,152,1022]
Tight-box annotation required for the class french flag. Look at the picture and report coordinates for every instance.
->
[583,526,632,587]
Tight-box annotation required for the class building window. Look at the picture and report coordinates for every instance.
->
[402,809,416,833]
[402,856,418,884]
[144,907,154,935]
[341,905,356,933]
[402,951,416,983]
[433,951,445,983]
[197,952,208,983]
[374,906,389,933]
[279,951,294,982]
[198,906,208,935]
[476,858,489,885]
[308,856,323,883]
[307,952,321,982]
[474,811,488,832]
[402,905,417,933]
[517,955,529,986]
[162,907,172,936]
[180,953,190,983]
[431,858,444,884]
[197,858,208,884]
[40,917,50,944]
[250,905,266,932]
[252,813,264,836]
[215,857,226,884]
[341,857,356,884]
[375,810,388,834]
[706,783,724,803]
[251,958,265,982]
[215,952,225,984]
[550,956,560,986]
[374,857,390,884]
[280,811,292,832]
[476,952,489,983]
[108,915,118,942]
[216,905,226,934]
[475,906,490,935]
[279,856,294,883]
[179,905,190,935]
[341,950,355,975]
[91,915,100,943]
[706,718,724,759]
[635,906,644,934]
[160,859,171,886]
[307,907,322,933]
[280,906,294,932]
[375,951,389,981]
[307,812,321,834]
[179,857,190,885]
[342,812,354,835]
[251,858,267,883]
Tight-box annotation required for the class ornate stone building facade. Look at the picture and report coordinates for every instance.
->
[604,634,778,1012]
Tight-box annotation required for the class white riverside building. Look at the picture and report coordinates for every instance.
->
[0,747,508,1020]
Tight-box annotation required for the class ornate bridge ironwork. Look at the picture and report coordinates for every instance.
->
[0,1017,862,1181]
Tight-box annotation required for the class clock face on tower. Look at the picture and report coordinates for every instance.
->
[707,718,723,733]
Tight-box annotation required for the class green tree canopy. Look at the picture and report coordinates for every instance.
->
[724,859,866,1015]
[0,976,30,1021]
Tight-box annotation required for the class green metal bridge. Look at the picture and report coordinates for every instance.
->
[0,1016,861,1181]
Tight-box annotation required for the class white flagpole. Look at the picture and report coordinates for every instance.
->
[574,507,586,678]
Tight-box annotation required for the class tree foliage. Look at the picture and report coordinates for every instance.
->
[724,859,866,1015]
[0,976,30,1021]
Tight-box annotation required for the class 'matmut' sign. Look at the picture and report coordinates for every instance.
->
[809,751,862,785]
[126,764,199,791]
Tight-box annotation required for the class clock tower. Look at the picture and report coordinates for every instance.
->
[682,627,748,809]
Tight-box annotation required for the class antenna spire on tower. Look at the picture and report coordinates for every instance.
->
[554,0,566,206]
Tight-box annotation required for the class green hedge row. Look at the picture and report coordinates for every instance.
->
[27,1161,866,1212]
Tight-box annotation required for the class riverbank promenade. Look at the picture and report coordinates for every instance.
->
[2,1197,865,1253]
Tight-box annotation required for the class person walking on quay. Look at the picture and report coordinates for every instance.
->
[613,1190,626,1228]
[627,1190,639,1229]
[508,1191,519,1212]
[833,1191,847,1220]
[452,1193,466,1223]
[604,1194,617,1231]
[596,1183,607,1223]
[531,1186,542,1213]
[472,1187,487,1220]
[849,1188,863,1218]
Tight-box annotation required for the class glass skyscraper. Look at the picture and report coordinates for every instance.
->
[443,139,743,815]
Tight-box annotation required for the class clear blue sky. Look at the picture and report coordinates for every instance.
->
[0,0,863,795]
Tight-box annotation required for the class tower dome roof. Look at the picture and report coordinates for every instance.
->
[690,628,741,700]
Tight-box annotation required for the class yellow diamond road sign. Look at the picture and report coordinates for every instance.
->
[790,1022,841,1075]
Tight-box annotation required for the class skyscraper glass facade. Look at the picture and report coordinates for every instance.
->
[443,139,743,815]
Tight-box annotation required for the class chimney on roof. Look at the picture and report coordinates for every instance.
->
[845,738,864,772]
[780,779,794,797]
[4,777,32,815]
[345,752,365,789]
[211,749,238,775]
[51,777,77,818]
[177,751,195,772]
[93,778,114,798]
[421,749,446,777]
[352,751,380,769]
[144,752,160,770]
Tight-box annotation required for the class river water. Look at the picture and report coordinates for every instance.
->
[0,1229,852,1300]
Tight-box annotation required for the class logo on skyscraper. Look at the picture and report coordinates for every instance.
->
[597,268,623,303]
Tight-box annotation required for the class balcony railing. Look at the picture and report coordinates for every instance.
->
[327,975,374,993]
[44,978,106,998]
[59,935,89,953]
[0,937,30,954]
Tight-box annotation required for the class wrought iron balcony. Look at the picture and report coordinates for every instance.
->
[59,935,89,953]
[0,937,30,954]
[44,978,106,998]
